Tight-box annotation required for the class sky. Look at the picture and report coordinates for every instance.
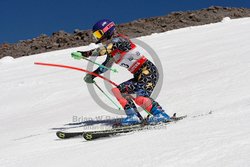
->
[1,0,250,44]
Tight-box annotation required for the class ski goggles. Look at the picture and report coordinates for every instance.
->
[92,22,115,40]
[93,30,104,40]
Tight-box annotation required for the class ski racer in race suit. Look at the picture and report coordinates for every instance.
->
[71,19,170,125]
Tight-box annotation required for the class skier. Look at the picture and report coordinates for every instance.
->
[71,19,170,125]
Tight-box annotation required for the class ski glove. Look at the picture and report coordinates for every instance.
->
[84,74,95,84]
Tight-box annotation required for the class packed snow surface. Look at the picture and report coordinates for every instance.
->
[1,17,250,167]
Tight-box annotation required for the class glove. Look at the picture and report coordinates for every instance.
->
[84,74,95,84]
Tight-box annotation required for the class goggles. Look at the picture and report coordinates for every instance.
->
[93,30,104,40]
[92,22,115,40]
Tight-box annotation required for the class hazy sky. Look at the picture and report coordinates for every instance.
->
[1,0,250,43]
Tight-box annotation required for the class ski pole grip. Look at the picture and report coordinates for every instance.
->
[71,52,83,60]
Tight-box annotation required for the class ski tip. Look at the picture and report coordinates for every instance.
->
[82,132,93,141]
[56,131,66,139]
[170,114,187,121]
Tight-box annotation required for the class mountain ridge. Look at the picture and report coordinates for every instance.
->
[1,6,250,59]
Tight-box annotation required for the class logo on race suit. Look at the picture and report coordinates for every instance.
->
[129,61,140,72]
[135,51,140,56]
[128,57,134,61]
[120,63,129,68]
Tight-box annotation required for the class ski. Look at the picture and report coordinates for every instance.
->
[82,114,186,141]
[55,114,187,140]
[56,131,83,139]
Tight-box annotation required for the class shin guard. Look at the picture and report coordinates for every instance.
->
[112,87,128,108]
[134,96,153,112]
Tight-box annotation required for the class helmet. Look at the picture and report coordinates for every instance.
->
[92,19,115,42]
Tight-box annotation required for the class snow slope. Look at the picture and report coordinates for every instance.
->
[1,17,250,167]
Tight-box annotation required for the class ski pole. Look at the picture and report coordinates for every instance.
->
[72,52,118,73]
[83,57,118,73]
[94,82,122,110]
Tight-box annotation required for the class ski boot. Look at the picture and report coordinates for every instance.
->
[147,105,170,124]
[120,108,141,126]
